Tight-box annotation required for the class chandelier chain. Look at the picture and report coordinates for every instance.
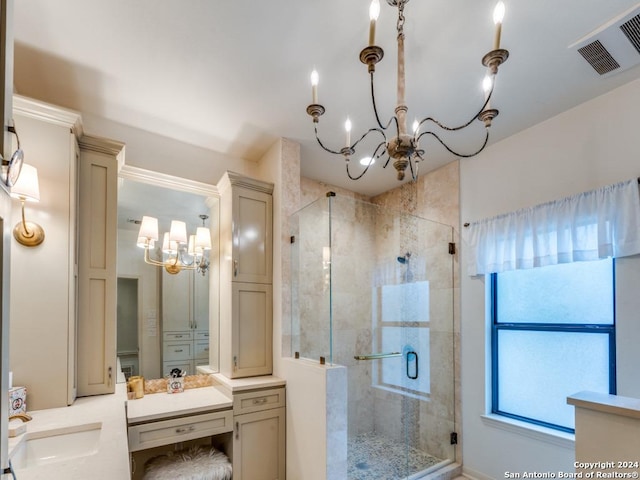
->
[397,1,406,38]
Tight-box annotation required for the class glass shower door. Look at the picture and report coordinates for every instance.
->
[290,193,457,480]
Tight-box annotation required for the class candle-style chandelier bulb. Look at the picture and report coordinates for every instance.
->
[493,2,505,24]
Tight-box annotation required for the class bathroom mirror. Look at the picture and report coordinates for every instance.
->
[116,167,219,380]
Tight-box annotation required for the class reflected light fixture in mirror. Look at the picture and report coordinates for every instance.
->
[10,163,45,247]
[137,214,211,275]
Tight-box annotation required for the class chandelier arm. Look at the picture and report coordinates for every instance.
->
[314,122,387,156]
[143,247,166,267]
[351,127,387,151]
[419,129,490,158]
[313,124,346,155]
[346,141,387,180]
[417,83,495,133]
[369,72,396,131]
[143,246,199,271]
[408,157,419,182]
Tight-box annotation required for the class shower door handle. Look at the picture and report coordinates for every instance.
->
[406,351,418,380]
[354,352,401,360]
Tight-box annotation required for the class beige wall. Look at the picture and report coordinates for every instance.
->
[460,77,640,479]
[9,107,78,410]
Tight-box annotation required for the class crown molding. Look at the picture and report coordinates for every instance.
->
[119,164,219,198]
[217,170,274,195]
[13,94,84,138]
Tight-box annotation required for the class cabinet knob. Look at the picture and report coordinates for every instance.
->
[233,356,238,371]
[235,421,239,440]
[233,260,239,277]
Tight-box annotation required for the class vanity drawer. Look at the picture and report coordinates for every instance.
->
[233,387,285,415]
[164,331,193,342]
[163,342,192,361]
[195,331,209,341]
[195,341,210,360]
[128,410,233,452]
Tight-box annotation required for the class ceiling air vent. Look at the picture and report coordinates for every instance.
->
[570,3,640,77]
[620,14,640,54]
[577,41,620,75]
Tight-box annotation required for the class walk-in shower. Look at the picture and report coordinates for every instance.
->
[290,193,457,480]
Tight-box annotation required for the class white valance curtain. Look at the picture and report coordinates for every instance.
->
[466,178,640,276]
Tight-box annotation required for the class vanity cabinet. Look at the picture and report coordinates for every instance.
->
[162,269,209,376]
[232,387,286,480]
[77,135,123,397]
[128,410,233,452]
[228,185,273,284]
[217,172,274,379]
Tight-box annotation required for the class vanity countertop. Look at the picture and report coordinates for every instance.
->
[8,383,131,480]
[196,366,286,393]
[126,384,233,424]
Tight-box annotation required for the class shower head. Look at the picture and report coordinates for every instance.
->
[397,252,411,264]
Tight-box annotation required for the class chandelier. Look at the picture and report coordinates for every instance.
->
[137,214,212,275]
[306,0,509,181]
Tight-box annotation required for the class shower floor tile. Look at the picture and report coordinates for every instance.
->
[348,432,442,480]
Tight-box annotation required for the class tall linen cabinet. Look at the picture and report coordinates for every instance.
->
[77,135,123,396]
[217,172,273,379]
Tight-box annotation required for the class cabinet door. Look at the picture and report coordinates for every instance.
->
[162,269,191,331]
[233,407,285,480]
[231,283,273,378]
[193,269,209,332]
[232,187,273,284]
[77,144,118,396]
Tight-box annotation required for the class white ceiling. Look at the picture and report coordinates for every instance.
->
[11,0,640,197]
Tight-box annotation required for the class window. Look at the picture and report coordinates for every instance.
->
[491,258,616,433]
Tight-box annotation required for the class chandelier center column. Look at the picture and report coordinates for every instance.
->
[395,1,407,136]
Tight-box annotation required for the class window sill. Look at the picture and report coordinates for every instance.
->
[481,414,575,449]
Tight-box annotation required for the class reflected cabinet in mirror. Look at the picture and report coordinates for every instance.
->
[116,168,219,380]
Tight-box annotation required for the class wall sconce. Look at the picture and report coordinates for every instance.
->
[10,164,45,247]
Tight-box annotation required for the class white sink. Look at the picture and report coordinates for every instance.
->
[10,422,102,470]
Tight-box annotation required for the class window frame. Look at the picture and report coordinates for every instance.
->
[490,260,617,434]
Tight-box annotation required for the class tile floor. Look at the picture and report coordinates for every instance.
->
[348,432,442,480]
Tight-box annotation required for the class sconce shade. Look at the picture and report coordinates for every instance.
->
[138,216,159,241]
[10,164,40,202]
[188,235,196,256]
[195,227,212,250]
[169,220,188,244]
[162,232,179,254]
